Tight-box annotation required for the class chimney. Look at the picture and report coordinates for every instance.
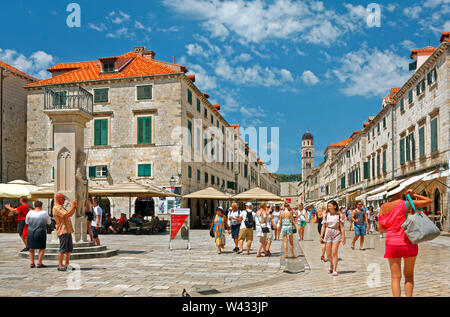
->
[134,46,156,59]
[440,32,450,43]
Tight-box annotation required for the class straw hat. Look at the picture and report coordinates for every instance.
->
[385,182,402,197]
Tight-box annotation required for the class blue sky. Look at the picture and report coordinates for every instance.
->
[1,0,449,174]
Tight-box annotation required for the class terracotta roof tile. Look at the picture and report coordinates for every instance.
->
[441,32,450,42]
[28,52,184,87]
[410,47,435,59]
[0,60,37,81]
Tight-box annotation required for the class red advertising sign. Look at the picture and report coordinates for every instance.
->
[170,214,188,240]
[286,198,292,203]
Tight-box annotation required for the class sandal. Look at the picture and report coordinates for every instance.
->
[256,254,262,257]
[30,264,35,268]
[37,264,47,268]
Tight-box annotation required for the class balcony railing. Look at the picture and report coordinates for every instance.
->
[44,86,93,115]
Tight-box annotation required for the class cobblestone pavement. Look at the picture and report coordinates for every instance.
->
[0,224,448,297]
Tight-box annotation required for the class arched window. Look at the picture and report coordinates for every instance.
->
[434,189,441,216]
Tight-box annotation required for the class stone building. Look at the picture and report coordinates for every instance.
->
[0,61,37,183]
[25,47,279,227]
[299,33,449,230]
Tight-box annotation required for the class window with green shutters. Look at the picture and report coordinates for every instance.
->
[205,172,208,183]
[94,88,109,103]
[406,135,411,162]
[408,89,413,104]
[372,157,375,177]
[431,117,438,153]
[187,89,192,105]
[188,166,192,178]
[137,85,152,100]
[377,122,380,134]
[340,176,345,190]
[197,169,200,181]
[400,98,404,112]
[138,164,151,177]
[383,117,386,129]
[400,138,405,165]
[419,126,425,158]
[52,125,55,148]
[377,153,381,176]
[53,91,67,106]
[187,121,192,147]
[197,99,201,112]
[211,137,214,156]
[89,166,108,178]
[427,67,437,85]
[211,175,215,185]
[94,119,108,146]
[204,108,207,118]
[382,150,387,173]
[137,116,152,144]
[416,79,425,96]
[364,162,370,179]
[410,133,415,160]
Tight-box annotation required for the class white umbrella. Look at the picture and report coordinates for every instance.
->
[0,180,41,199]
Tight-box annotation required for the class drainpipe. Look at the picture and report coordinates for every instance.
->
[0,67,3,183]
[391,103,395,181]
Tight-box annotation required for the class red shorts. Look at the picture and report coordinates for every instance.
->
[384,244,418,259]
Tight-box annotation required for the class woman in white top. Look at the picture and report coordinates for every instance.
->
[320,200,346,277]
[255,202,269,257]
[25,200,51,268]
[272,205,281,240]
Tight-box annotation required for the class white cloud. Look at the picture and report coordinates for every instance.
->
[186,43,209,58]
[0,48,55,79]
[301,70,319,85]
[88,23,107,32]
[214,57,294,87]
[108,11,131,24]
[163,0,369,46]
[403,6,422,19]
[385,3,398,12]
[327,44,410,98]
[401,40,416,51]
[106,27,133,39]
[186,63,218,91]
[444,20,450,29]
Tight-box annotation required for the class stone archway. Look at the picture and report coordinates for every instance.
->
[434,189,441,215]
[134,197,155,217]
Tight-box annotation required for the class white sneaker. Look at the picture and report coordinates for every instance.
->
[379,234,383,238]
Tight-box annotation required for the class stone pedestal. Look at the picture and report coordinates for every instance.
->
[44,109,92,243]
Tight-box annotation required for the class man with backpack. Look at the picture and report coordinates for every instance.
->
[237,202,255,255]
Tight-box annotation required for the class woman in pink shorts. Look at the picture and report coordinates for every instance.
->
[320,200,345,277]
[378,189,432,297]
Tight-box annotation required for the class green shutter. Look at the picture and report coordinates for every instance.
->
[52,125,55,148]
[411,133,415,160]
[137,117,152,144]
[94,89,108,103]
[187,89,192,105]
[419,127,425,158]
[408,90,413,104]
[341,177,345,189]
[197,169,200,181]
[431,118,438,152]
[364,162,369,179]
[197,99,201,112]
[138,164,151,177]
[377,153,381,176]
[89,166,96,178]
[382,150,387,173]
[137,86,152,100]
[104,166,108,177]
[400,138,405,165]
[188,166,192,178]
[53,91,67,106]
[94,119,108,146]
[400,98,404,111]
[406,135,411,162]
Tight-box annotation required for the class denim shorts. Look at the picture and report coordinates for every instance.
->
[91,226,99,238]
[354,224,366,236]
[231,225,240,238]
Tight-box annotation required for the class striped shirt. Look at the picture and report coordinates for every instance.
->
[53,204,74,236]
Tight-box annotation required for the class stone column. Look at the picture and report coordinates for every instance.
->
[44,109,93,243]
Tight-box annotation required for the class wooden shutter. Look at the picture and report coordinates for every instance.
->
[400,98,404,111]
[400,138,405,165]
[187,89,192,104]
[94,120,101,145]
[138,117,152,144]
[411,133,416,160]
[431,118,438,152]
[188,121,192,147]
[408,90,413,104]
[382,150,387,173]
[377,153,381,176]
[197,99,201,112]
[89,166,96,178]
[188,166,192,178]
[419,127,425,157]
[101,119,108,145]
[364,162,369,179]
[406,135,411,162]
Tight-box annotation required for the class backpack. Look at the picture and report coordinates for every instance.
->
[244,210,255,229]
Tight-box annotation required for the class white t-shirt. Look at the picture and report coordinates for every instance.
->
[298,209,307,222]
[239,209,256,230]
[228,210,241,226]
[92,205,103,227]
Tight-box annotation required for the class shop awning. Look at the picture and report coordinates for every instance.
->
[232,187,282,201]
[355,179,402,201]
[386,171,435,197]
[183,187,233,200]
[0,180,42,199]
[423,169,450,181]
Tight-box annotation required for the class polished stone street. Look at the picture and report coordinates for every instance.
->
[0,223,448,297]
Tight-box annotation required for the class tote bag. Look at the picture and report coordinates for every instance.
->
[401,195,440,244]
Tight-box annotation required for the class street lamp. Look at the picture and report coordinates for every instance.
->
[170,176,176,187]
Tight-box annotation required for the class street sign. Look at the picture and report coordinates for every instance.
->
[169,208,190,250]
